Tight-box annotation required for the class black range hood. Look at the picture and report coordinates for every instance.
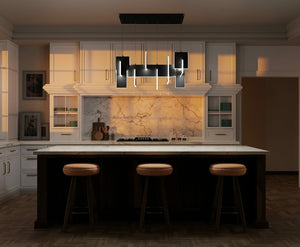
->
[119,13,184,24]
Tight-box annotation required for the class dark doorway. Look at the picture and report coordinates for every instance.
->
[241,77,298,172]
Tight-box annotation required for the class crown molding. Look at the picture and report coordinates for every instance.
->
[0,16,13,39]
[287,16,300,42]
[12,24,288,44]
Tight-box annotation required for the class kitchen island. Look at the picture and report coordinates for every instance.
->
[34,145,268,228]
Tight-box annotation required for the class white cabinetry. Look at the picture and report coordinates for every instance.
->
[0,146,20,200]
[49,95,80,141]
[80,41,111,84]
[49,43,79,85]
[0,40,18,140]
[205,43,236,85]
[20,145,46,189]
[174,41,205,84]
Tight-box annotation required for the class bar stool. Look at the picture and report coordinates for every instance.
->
[136,163,173,229]
[62,163,100,231]
[209,163,247,232]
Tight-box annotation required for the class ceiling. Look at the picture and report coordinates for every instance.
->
[1,0,300,43]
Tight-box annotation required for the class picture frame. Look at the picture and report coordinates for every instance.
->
[23,71,46,100]
[19,112,41,140]
[41,123,49,140]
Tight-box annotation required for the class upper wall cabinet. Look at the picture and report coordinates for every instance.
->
[0,40,18,140]
[205,43,236,85]
[49,43,79,85]
[80,42,111,84]
[174,41,205,84]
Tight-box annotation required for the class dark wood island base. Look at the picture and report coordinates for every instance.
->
[34,145,269,229]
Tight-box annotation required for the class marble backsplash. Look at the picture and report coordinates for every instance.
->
[82,96,204,140]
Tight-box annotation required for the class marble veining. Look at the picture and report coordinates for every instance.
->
[82,96,203,140]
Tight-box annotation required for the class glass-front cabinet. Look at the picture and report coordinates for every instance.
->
[207,96,232,128]
[50,95,80,141]
[205,94,236,143]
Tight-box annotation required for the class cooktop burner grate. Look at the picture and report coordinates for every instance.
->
[117,137,169,142]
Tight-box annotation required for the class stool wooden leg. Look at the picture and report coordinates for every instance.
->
[210,176,221,224]
[215,176,224,231]
[160,177,170,226]
[140,176,149,229]
[234,177,247,232]
[86,176,95,225]
[63,176,77,232]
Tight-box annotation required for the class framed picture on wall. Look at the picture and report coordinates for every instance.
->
[23,71,46,100]
[19,112,41,140]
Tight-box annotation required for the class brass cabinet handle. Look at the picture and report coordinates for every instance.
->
[26,148,38,151]
[6,161,10,174]
[3,162,6,175]
[215,133,227,136]
[105,69,109,80]
[10,149,16,152]
[26,173,37,177]
[74,70,76,81]
[197,69,201,80]
[26,157,37,161]
[61,133,72,136]
[209,70,212,81]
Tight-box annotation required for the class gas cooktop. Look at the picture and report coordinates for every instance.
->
[117,137,169,142]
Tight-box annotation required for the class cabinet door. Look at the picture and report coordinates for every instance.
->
[206,43,236,85]
[174,41,205,84]
[50,43,79,85]
[5,147,20,192]
[81,42,111,84]
[143,41,174,86]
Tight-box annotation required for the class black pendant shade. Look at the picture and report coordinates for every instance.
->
[119,13,184,24]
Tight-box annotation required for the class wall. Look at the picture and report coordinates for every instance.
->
[82,96,204,140]
[19,45,49,123]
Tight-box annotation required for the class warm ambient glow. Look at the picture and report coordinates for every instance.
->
[257,57,269,75]
[217,54,235,84]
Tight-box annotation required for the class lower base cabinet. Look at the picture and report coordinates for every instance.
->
[0,146,20,201]
[20,145,47,190]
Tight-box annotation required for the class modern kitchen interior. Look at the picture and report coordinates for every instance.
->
[1,1,300,246]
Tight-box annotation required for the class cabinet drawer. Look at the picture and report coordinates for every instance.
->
[21,155,37,169]
[0,146,18,157]
[21,170,37,188]
[206,129,234,141]
[21,146,47,155]
[51,131,80,141]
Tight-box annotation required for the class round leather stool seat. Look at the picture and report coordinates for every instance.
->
[63,163,100,176]
[136,163,173,176]
[209,163,246,176]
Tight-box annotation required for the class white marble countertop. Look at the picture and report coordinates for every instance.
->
[34,145,268,155]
